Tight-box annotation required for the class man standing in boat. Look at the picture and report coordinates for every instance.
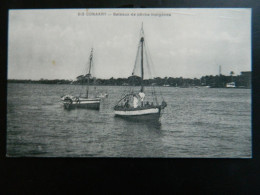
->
[133,95,139,108]
[138,92,145,107]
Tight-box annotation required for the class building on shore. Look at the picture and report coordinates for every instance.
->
[240,71,251,88]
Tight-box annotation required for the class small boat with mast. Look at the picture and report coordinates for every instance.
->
[61,48,101,110]
[114,24,167,120]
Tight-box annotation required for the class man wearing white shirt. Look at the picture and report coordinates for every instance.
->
[138,92,145,107]
[133,95,139,108]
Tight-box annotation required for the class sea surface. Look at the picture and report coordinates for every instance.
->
[7,83,251,158]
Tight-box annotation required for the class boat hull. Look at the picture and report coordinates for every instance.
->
[114,107,161,121]
[115,112,161,121]
[62,97,100,110]
[226,82,236,88]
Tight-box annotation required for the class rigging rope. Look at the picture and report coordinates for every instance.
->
[144,39,165,102]
[117,25,166,107]
[143,42,158,105]
[132,42,141,76]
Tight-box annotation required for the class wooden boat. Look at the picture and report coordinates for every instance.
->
[61,48,101,110]
[114,24,167,120]
[96,92,108,98]
[226,82,236,88]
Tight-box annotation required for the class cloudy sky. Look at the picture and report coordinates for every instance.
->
[8,8,251,80]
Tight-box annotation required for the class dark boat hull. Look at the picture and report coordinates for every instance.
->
[64,102,100,110]
[62,97,101,110]
[115,112,161,121]
[114,106,161,121]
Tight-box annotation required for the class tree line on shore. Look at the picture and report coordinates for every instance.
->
[8,73,251,88]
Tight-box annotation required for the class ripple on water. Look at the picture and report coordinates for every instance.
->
[7,84,252,158]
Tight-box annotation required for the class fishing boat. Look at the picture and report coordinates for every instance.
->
[114,24,167,120]
[163,78,170,87]
[61,48,101,110]
[97,92,108,98]
[226,82,236,88]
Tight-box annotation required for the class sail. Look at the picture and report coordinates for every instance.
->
[114,24,167,113]
[61,47,101,110]
[86,48,91,98]
[129,25,162,106]
[86,48,97,98]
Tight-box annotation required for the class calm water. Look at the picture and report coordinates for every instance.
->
[7,83,251,158]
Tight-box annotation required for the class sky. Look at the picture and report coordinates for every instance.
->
[8,8,251,80]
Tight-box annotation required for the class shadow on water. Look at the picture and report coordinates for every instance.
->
[114,115,162,131]
[63,107,100,112]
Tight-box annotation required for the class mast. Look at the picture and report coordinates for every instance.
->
[86,48,93,98]
[140,24,144,92]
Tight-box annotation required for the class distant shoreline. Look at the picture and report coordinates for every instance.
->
[7,82,251,89]
[7,74,251,89]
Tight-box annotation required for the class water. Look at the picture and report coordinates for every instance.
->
[7,83,251,158]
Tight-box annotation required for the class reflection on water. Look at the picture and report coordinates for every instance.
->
[114,115,162,130]
[7,84,252,158]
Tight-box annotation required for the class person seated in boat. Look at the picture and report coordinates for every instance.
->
[133,95,139,108]
[145,101,150,107]
[125,99,130,108]
[151,102,154,107]
[75,97,80,104]
[138,92,145,107]
[123,99,130,108]
[123,99,126,107]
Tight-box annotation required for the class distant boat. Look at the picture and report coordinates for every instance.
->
[163,78,170,87]
[97,92,108,98]
[61,48,101,110]
[226,82,236,88]
[114,24,167,120]
[163,84,170,87]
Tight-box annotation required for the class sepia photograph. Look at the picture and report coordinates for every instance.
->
[7,8,251,158]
